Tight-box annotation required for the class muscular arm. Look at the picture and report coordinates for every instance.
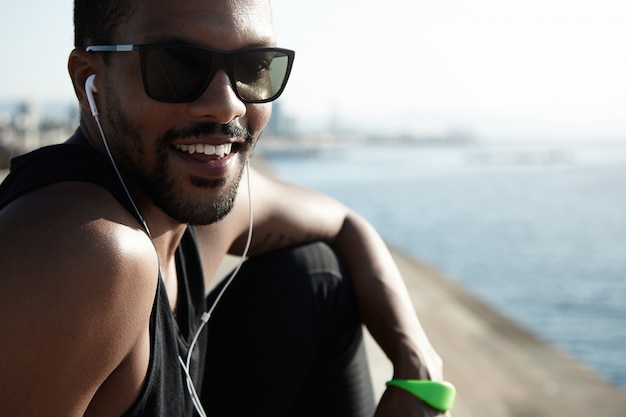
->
[225,168,447,416]
[0,184,157,417]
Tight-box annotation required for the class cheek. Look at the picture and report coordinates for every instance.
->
[102,69,175,143]
[248,103,272,136]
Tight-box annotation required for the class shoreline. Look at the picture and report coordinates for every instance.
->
[251,156,626,416]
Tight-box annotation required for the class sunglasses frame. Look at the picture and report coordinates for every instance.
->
[86,43,295,104]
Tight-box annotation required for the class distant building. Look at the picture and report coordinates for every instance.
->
[14,102,40,150]
[0,101,77,168]
[265,101,295,137]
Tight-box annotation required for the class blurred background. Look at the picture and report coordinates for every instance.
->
[1,0,625,396]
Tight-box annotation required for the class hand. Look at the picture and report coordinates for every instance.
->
[374,386,451,417]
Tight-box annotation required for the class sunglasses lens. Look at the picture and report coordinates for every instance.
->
[234,51,292,102]
[141,45,292,103]
[143,45,213,102]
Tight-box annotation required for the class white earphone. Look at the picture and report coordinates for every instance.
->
[85,74,99,117]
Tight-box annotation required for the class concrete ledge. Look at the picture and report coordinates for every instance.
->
[366,248,626,417]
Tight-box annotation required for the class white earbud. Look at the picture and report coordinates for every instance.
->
[85,74,99,117]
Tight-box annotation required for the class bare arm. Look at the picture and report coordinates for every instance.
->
[227,168,447,416]
[333,212,448,417]
[0,184,157,416]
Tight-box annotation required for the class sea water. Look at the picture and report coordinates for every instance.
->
[265,139,626,392]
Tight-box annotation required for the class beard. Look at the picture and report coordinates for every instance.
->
[103,91,255,226]
[143,139,246,225]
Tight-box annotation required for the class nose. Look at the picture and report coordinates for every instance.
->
[189,69,247,123]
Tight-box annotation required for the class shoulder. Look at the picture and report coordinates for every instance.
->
[0,181,158,415]
[1,180,158,281]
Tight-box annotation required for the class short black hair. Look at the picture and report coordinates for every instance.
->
[74,0,135,47]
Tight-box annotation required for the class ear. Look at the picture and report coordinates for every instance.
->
[68,48,100,116]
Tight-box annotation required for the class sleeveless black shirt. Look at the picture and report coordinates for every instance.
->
[0,131,208,416]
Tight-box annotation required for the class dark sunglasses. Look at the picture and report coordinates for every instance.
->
[86,43,295,103]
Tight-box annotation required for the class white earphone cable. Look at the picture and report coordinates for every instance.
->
[94,108,254,417]
[181,160,254,417]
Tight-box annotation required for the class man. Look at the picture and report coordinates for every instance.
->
[0,0,450,416]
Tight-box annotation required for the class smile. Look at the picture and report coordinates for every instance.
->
[173,143,233,157]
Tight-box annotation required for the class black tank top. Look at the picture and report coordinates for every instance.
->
[0,130,208,416]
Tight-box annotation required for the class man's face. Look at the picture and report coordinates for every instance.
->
[97,0,275,225]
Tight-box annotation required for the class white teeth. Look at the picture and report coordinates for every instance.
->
[175,143,233,157]
[203,144,216,155]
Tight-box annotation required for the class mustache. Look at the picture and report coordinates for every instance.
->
[162,121,254,143]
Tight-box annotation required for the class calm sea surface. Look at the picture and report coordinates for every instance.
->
[265,139,626,392]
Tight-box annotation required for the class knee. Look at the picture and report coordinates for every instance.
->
[239,241,358,319]
[244,241,345,285]
[279,241,344,278]
[274,242,362,334]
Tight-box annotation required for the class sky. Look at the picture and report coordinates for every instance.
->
[1,0,625,141]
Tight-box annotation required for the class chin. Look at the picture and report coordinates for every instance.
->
[159,175,241,225]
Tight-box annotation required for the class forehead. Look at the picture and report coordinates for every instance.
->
[116,0,275,49]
